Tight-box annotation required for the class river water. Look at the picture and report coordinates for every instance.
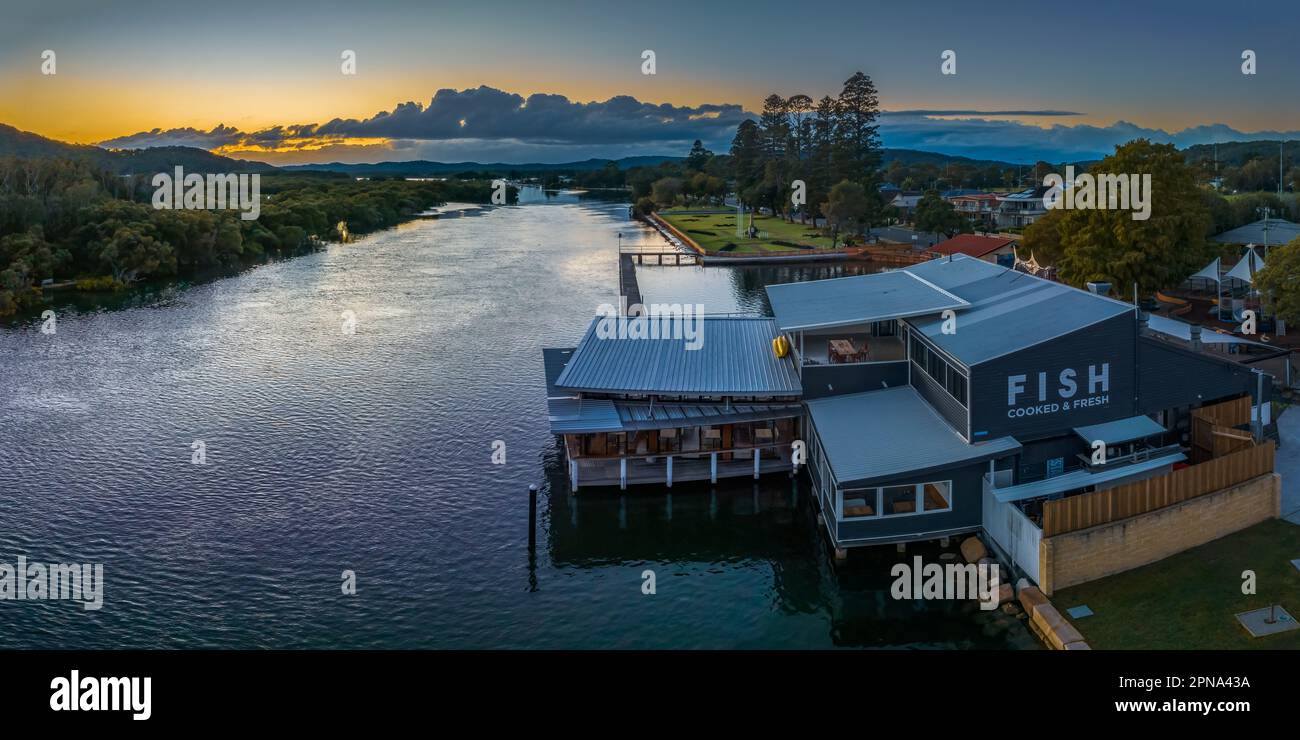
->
[0,192,1036,648]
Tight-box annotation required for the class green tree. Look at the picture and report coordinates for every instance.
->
[651,177,683,207]
[1026,139,1212,298]
[729,120,763,205]
[913,190,967,238]
[821,180,868,247]
[833,72,882,186]
[1252,236,1300,324]
[686,140,712,172]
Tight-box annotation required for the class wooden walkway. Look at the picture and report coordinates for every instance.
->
[619,253,643,306]
[622,250,702,266]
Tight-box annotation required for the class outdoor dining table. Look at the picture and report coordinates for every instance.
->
[828,338,868,363]
[828,339,856,363]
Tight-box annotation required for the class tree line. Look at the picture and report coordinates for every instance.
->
[0,156,499,317]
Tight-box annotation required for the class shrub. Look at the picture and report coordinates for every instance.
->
[75,276,126,292]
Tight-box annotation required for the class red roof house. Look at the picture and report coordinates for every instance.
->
[930,234,1018,262]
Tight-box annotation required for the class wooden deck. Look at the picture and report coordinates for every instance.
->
[618,253,643,306]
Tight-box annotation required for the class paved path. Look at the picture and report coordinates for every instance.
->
[1274,406,1300,523]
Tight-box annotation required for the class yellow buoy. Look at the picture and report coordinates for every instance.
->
[772,334,790,358]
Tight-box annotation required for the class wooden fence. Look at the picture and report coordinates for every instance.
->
[1190,395,1252,462]
[1041,441,1275,536]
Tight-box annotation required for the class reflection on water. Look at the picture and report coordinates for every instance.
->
[0,198,1035,649]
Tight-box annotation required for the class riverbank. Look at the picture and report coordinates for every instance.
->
[0,165,502,320]
[1,199,501,325]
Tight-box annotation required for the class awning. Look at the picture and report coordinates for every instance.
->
[547,399,803,435]
[1186,257,1220,286]
[992,452,1186,503]
[548,398,624,434]
[615,402,802,430]
[1073,415,1166,445]
[1223,246,1265,286]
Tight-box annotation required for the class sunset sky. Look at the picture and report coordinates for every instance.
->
[2,0,1299,164]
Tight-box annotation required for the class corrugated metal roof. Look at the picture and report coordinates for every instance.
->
[904,255,1135,365]
[554,316,801,396]
[542,347,577,398]
[546,398,803,434]
[1145,314,1275,348]
[1211,218,1300,245]
[616,402,802,430]
[764,269,969,332]
[805,386,1020,488]
[992,452,1185,503]
[547,398,624,433]
[1073,415,1166,445]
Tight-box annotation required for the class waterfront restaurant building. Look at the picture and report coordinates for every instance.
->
[543,255,1268,560]
[545,316,804,490]
[764,255,1267,554]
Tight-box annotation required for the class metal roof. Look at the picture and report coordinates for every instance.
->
[1073,415,1166,445]
[547,398,624,433]
[764,269,969,332]
[1144,314,1276,348]
[804,386,1020,488]
[615,401,802,430]
[992,451,1186,503]
[904,255,1135,365]
[553,315,801,396]
[543,347,577,398]
[1211,218,1300,245]
[546,398,802,435]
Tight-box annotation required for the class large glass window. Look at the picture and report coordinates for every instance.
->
[882,485,918,516]
[945,371,967,404]
[925,349,944,383]
[922,481,952,512]
[841,489,878,518]
[842,481,954,518]
[910,335,968,409]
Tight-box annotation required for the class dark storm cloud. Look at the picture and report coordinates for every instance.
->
[98,86,751,151]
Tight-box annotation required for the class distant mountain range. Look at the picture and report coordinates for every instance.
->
[0,123,274,174]
[0,122,1285,178]
[278,155,683,176]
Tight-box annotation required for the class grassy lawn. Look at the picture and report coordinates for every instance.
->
[1054,519,1300,649]
[656,211,839,254]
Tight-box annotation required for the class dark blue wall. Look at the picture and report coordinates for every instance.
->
[1136,337,1260,414]
[970,313,1138,439]
[802,361,909,399]
[836,462,987,545]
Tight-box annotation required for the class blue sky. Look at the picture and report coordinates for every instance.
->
[2,0,1298,163]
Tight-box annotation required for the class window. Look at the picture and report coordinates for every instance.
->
[922,482,952,511]
[910,334,968,409]
[843,480,954,518]
[945,371,967,404]
[925,349,944,383]
[842,488,878,518]
[882,485,917,516]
